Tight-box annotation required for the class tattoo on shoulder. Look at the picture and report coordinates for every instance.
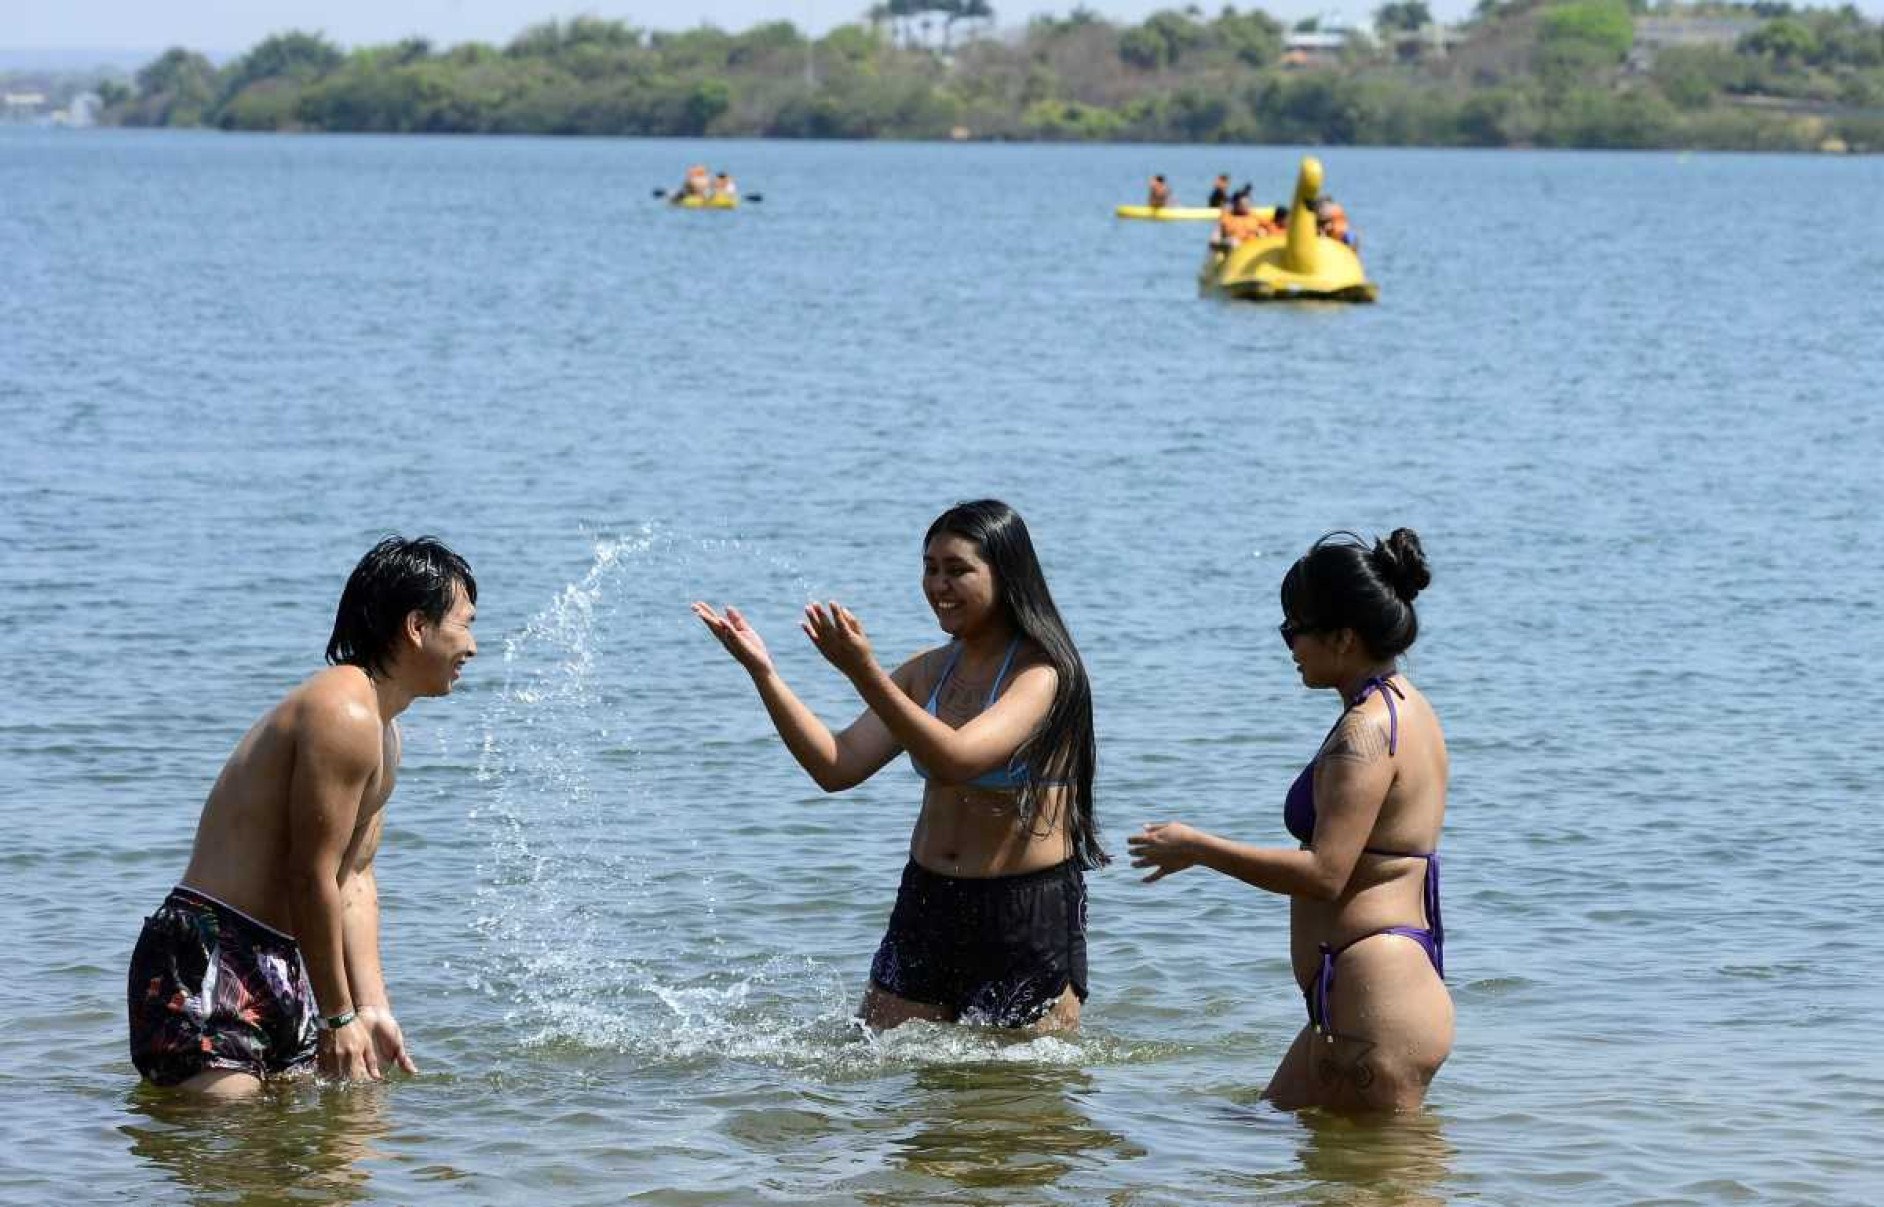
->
[1321,712,1389,767]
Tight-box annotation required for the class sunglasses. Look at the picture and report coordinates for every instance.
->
[1278,620,1307,647]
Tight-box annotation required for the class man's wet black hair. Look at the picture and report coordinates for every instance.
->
[326,536,476,678]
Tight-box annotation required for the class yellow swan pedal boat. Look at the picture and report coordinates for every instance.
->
[673,194,739,210]
[1197,157,1377,303]
[1116,204,1221,222]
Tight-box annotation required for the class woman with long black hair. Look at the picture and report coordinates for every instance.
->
[694,500,1102,1031]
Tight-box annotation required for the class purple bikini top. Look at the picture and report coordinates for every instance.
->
[1284,675,1404,845]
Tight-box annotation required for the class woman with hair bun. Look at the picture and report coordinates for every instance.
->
[1129,528,1451,1112]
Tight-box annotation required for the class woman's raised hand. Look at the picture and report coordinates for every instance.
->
[1127,822,1203,883]
[802,601,875,677]
[692,602,776,675]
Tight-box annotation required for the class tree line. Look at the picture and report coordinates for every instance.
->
[93,1,1884,151]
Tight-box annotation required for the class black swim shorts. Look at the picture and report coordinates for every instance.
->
[868,859,1089,1027]
[127,886,318,1086]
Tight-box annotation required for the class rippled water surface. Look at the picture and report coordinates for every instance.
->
[2,130,1881,1205]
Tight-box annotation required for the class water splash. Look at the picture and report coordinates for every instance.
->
[464,527,1144,1074]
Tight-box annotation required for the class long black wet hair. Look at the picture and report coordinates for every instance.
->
[926,500,1106,870]
[326,535,477,678]
[1279,528,1431,661]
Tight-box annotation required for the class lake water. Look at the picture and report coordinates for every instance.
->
[2,129,1881,1205]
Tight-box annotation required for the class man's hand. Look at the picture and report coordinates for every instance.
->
[318,1017,382,1083]
[358,1006,419,1075]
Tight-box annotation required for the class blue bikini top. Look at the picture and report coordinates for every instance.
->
[1284,675,1406,845]
[910,639,1030,790]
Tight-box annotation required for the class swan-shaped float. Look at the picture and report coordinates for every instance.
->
[1198,157,1377,303]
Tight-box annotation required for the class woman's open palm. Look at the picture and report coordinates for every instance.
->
[693,602,775,674]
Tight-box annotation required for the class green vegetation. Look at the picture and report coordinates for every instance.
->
[97,1,1884,150]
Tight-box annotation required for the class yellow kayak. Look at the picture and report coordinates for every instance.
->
[1116,205,1220,222]
[673,194,739,210]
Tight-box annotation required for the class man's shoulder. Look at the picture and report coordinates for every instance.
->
[283,668,385,751]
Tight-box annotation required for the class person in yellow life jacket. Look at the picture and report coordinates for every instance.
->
[1147,174,1172,209]
[1315,196,1356,248]
[712,172,738,201]
[1212,193,1272,251]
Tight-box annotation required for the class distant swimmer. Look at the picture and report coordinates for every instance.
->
[1206,174,1231,209]
[695,500,1103,1033]
[1131,530,1451,1114]
[1147,174,1172,209]
[712,171,738,201]
[127,537,478,1096]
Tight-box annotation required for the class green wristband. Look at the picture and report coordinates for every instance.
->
[319,1008,358,1031]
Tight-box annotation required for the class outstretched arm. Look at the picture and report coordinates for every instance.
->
[695,602,904,792]
[1131,709,1396,898]
[803,603,1057,785]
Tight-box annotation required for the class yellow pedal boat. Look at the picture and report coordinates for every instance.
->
[673,194,739,210]
[1116,204,1220,222]
[1197,158,1377,303]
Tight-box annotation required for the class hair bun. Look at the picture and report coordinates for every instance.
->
[1373,528,1431,603]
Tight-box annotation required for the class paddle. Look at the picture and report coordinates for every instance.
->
[651,187,763,203]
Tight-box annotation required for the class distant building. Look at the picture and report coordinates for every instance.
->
[3,90,49,114]
[55,93,100,127]
[1283,30,1355,69]
[1385,24,1457,61]
[1628,16,1761,69]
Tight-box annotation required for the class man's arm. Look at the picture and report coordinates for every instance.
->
[286,690,383,1081]
[341,829,419,1073]
[341,817,389,1009]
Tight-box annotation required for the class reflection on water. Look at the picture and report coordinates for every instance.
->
[1290,1109,1455,1206]
[870,1061,1143,1197]
[120,1082,398,1206]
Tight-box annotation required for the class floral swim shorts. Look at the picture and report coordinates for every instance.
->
[127,886,318,1086]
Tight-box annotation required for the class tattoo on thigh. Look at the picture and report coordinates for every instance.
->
[1313,1032,1379,1090]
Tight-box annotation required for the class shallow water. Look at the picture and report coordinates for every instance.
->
[1,130,1881,1204]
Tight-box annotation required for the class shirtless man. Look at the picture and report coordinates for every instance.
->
[127,536,477,1097]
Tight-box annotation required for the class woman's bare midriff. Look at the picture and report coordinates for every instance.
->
[909,783,1072,877]
[1289,855,1435,990]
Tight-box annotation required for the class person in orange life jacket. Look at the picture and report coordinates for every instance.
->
[1316,196,1356,248]
[1213,193,1272,250]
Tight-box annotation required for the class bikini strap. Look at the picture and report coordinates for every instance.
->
[1358,848,1444,978]
[1351,674,1405,756]
[984,638,1021,707]
[924,642,965,712]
